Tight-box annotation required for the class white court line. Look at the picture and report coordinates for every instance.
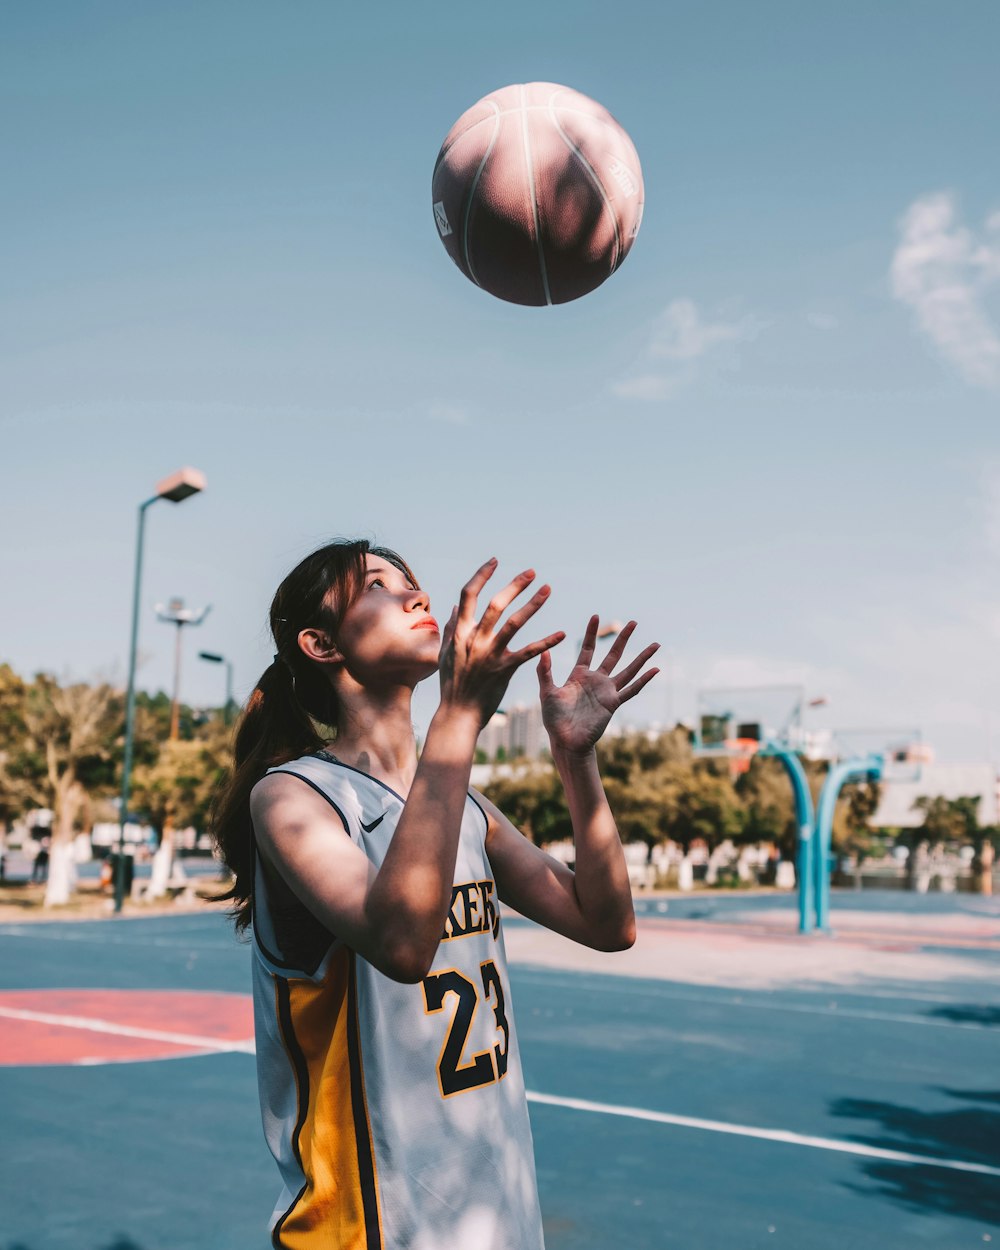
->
[526,1091,1000,1178]
[4,1006,994,1178]
[0,1005,255,1054]
[514,969,998,1028]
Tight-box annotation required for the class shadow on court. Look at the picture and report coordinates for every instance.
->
[5,1241,146,1250]
[928,1003,1000,1026]
[832,1088,1000,1225]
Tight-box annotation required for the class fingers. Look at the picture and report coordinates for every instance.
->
[617,667,660,704]
[457,557,498,627]
[508,631,565,668]
[597,620,637,674]
[613,642,660,690]
[536,648,555,697]
[575,615,599,669]
[493,583,552,649]
[438,605,458,655]
[479,569,537,634]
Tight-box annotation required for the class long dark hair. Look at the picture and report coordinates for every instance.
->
[212,538,416,932]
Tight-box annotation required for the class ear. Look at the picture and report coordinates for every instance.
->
[297,627,342,666]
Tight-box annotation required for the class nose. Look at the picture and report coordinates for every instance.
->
[405,585,430,613]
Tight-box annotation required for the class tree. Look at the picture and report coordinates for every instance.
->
[18,674,122,905]
[832,779,883,877]
[736,756,797,860]
[910,795,980,895]
[0,664,31,838]
[481,764,571,845]
[129,714,233,897]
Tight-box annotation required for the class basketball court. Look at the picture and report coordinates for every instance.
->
[2,894,998,1249]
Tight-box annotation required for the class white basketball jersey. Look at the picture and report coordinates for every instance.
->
[251,751,545,1250]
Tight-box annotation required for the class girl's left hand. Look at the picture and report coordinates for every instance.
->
[537,618,660,757]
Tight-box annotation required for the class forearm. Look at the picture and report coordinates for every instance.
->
[368,706,481,976]
[553,747,636,948]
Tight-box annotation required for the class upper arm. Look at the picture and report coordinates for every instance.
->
[474,788,596,948]
[250,772,382,964]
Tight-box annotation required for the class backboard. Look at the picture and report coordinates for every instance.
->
[693,684,806,757]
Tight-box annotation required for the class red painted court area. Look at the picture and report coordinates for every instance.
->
[0,989,254,1066]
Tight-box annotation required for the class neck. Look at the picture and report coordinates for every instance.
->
[330,684,419,790]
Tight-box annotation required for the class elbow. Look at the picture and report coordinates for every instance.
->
[590,919,636,952]
[376,938,436,985]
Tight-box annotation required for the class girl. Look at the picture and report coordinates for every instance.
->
[213,539,658,1250]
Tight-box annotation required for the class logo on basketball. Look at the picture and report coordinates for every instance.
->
[433,201,453,237]
[608,159,638,198]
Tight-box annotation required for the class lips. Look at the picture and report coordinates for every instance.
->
[412,618,439,632]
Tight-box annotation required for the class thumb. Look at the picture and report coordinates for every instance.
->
[536,649,554,695]
[439,605,458,652]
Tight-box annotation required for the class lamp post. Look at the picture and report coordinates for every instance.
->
[198,650,234,724]
[114,467,206,914]
[156,598,211,740]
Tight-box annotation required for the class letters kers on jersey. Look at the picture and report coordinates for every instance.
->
[250,751,544,1250]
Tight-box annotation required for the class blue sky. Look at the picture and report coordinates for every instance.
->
[3,1,999,761]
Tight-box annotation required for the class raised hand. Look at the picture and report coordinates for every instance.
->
[438,558,565,728]
[537,617,659,757]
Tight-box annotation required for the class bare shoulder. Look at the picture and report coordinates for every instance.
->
[250,771,342,846]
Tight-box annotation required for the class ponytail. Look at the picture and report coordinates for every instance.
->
[210,538,416,931]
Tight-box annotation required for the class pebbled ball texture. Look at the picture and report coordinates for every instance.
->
[432,82,644,306]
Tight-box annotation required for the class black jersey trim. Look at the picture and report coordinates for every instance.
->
[271,1181,307,1249]
[314,749,406,807]
[268,768,354,835]
[467,791,490,837]
[347,953,383,1249]
[270,976,310,1249]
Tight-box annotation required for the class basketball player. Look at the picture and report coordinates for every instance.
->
[212,540,658,1249]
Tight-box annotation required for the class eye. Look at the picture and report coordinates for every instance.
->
[368,577,385,591]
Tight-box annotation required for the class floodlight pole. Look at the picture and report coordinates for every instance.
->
[198,650,234,725]
[114,468,205,914]
[156,599,211,740]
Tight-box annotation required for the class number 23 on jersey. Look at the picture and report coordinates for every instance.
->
[422,959,510,1098]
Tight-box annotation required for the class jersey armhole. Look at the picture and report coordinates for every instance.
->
[252,769,353,974]
[467,790,490,837]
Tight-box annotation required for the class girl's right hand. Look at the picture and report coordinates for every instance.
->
[437,557,565,729]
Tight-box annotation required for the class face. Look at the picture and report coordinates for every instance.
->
[309,554,440,687]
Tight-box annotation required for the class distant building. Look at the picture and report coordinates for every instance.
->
[477,703,546,761]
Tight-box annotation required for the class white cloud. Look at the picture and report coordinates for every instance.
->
[806,311,839,331]
[614,298,763,401]
[650,298,761,361]
[427,402,470,426]
[890,192,1000,388]
[610,373,681,401]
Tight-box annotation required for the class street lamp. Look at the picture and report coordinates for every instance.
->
[156,598,211,740]
[199,650,235,725]
[115,467,206,914]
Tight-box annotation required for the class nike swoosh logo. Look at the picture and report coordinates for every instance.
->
[360,813,385,834]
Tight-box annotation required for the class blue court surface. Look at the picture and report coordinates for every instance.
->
[1,892,998,1249]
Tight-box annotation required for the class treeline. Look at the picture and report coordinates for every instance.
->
[0,663,231,902]
[482,728,880,864]
[1,663,995,905]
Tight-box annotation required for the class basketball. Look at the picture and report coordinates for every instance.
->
[431,82,644,306]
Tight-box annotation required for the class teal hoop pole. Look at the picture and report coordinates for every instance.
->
[813,754,883,933]
[763,747,816,934]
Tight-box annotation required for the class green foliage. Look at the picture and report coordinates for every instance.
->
[911,794,981,846]
[0,665,235,841]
